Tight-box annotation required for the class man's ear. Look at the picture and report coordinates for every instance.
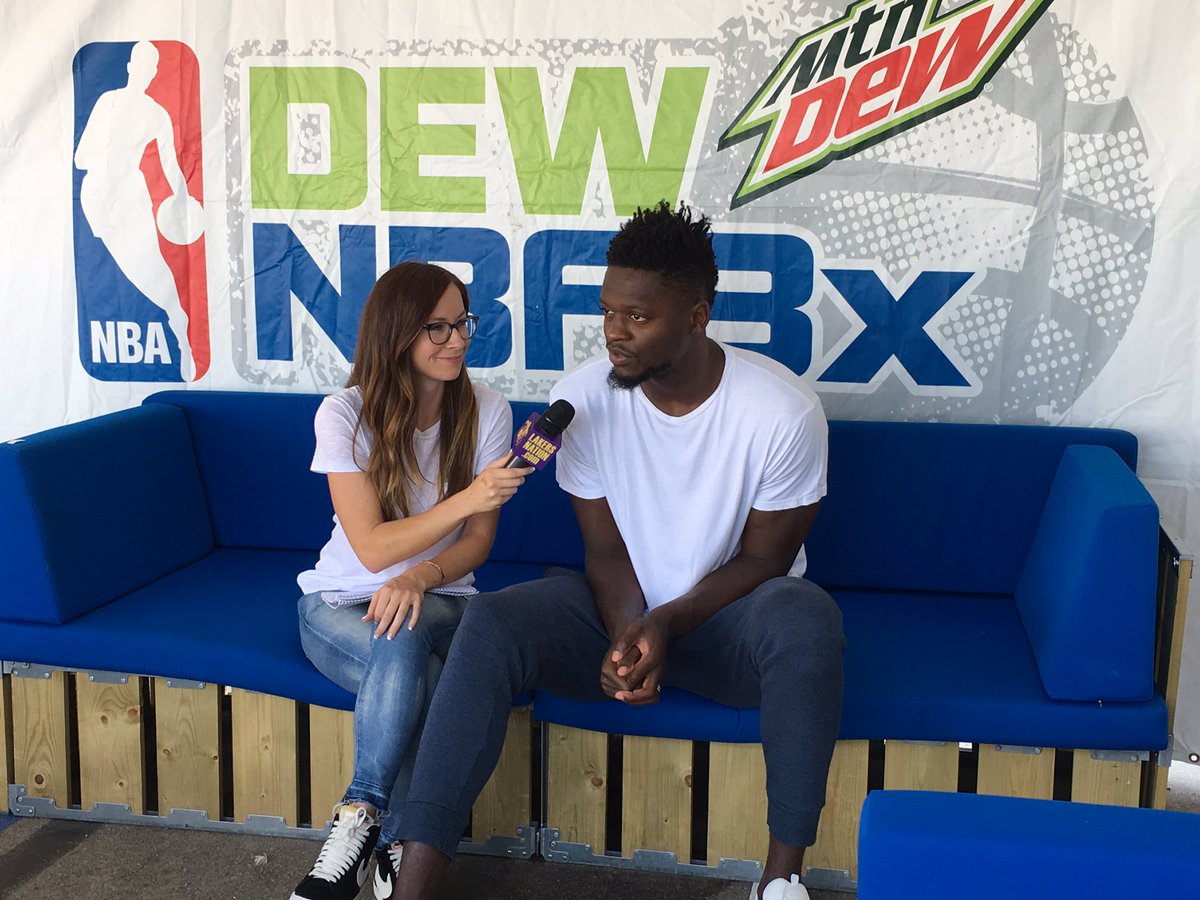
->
[690,301,712,334]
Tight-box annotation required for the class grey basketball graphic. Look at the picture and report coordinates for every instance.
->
[696,3,1153,424]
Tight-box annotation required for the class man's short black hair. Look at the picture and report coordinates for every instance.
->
[606,201,719,304]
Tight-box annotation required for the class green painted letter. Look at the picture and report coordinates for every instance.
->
[380,67,486,213]
[249,67,367,210]
[496,66,709,215]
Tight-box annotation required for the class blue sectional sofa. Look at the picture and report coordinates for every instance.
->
[0,389,1172,875]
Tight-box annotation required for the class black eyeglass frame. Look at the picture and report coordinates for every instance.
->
[421,314,480,345]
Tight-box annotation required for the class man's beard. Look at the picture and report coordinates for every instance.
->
[607,361,672,391]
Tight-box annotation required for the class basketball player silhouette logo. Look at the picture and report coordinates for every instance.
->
[72,41,210,382]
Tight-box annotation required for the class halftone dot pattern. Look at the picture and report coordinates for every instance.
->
[940,293,1011,381]
[855,94,1040,184]
[1063,131,1153,219]
[1055,21,1117,103]
[1010,43,1035,84]
[1005,316,1080,417]
[1050,215,1149,338]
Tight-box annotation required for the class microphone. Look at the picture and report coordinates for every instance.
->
[505,399,576,469]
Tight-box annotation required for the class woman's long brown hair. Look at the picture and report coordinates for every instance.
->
[346,262,479,519]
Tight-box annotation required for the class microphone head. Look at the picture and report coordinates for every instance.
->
[538,399,575,440]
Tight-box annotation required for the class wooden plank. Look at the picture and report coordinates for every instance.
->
[309,704,354,827]
[807,740,869,881]
[231,689,298,825]
[75,676,144,813]
[545,724,607,851]
[1,673,12,811]
[883,741,959,793]
[1071,750,1141,807]
[10,671,70,807]
[706,741,768,866]
[155,679,220,819]
[976,744,1054,799]
[621,735,692,861]
[473,708,533,840]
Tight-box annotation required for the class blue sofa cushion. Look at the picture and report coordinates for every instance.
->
[858,791,1200,898]
[0,547,353,710]
[1016,445,1158,701]
[535,589,1166,751]
[837,590,1165,749]
[145,391,333,551]
[0,405,212,624]
[806,422,1138,595]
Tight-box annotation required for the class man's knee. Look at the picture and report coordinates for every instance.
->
[751,578,846,662]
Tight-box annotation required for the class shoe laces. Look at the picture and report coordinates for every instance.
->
[383,843,403,873]
[307,804,372,883]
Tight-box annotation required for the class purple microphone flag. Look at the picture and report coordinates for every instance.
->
[510,412,563,470]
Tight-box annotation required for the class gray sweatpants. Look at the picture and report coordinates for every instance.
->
[397,568,845,856]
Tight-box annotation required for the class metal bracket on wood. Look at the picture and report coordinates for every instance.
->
[163,678,208,690]
[993,745,1042,755]
[892,739,949,747]
[1088,748,1150,763]
[457,825,537,859]
[7,785,321,839]
[539,827,764,882]
[1159,735,1174,768]
[82,670,130,685]
[9,663,56,680]
[804,866,857,893]
[1,660,13,676]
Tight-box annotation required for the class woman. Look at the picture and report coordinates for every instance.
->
[289,262,526,900]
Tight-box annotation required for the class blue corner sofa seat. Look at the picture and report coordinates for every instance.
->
[857,790,1200,898]
[0,390,1166,756]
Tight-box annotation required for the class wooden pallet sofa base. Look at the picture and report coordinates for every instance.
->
[0,390,1188,894]
[0,664,535,854]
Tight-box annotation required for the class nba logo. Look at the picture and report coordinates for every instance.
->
[72,41,209,382]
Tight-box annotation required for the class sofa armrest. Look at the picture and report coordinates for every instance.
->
[1015,444,1158,701]
[0,405,213,624]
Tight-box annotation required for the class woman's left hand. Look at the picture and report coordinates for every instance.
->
[364,572,426,639]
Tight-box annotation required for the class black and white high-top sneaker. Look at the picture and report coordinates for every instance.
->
[372,843,402,899]
[289,804,380,900]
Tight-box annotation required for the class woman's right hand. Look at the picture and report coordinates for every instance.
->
[459,454,529,515]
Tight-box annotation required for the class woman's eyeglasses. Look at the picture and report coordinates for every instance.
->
[421,314,479,344]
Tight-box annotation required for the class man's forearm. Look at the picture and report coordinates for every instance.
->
[648,553,781,638]
[585,547,647,638]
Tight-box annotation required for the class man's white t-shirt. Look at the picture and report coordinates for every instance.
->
[549,343,827,611]
[296,383,512,595]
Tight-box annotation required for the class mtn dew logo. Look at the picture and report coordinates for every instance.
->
[720,0,1053,207]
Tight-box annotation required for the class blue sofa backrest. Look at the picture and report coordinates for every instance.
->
[141,392,1141,597]
[805,421,1138,595]
[0,404,213,624]
[143,392,586,564]
[146,391,332,550]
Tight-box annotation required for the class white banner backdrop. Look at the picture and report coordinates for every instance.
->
[1,0,1199,758]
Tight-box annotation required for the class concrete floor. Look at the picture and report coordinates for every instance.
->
[2,762,1198,899]
[0,814,840,900]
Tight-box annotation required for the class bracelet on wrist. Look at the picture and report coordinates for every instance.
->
[418,559,445,586]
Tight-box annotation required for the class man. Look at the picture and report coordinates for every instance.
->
[392,202,844,900]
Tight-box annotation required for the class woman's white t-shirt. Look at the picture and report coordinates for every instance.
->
[296,383,512,595]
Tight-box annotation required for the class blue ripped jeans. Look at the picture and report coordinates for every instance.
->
[298,591,468,847]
